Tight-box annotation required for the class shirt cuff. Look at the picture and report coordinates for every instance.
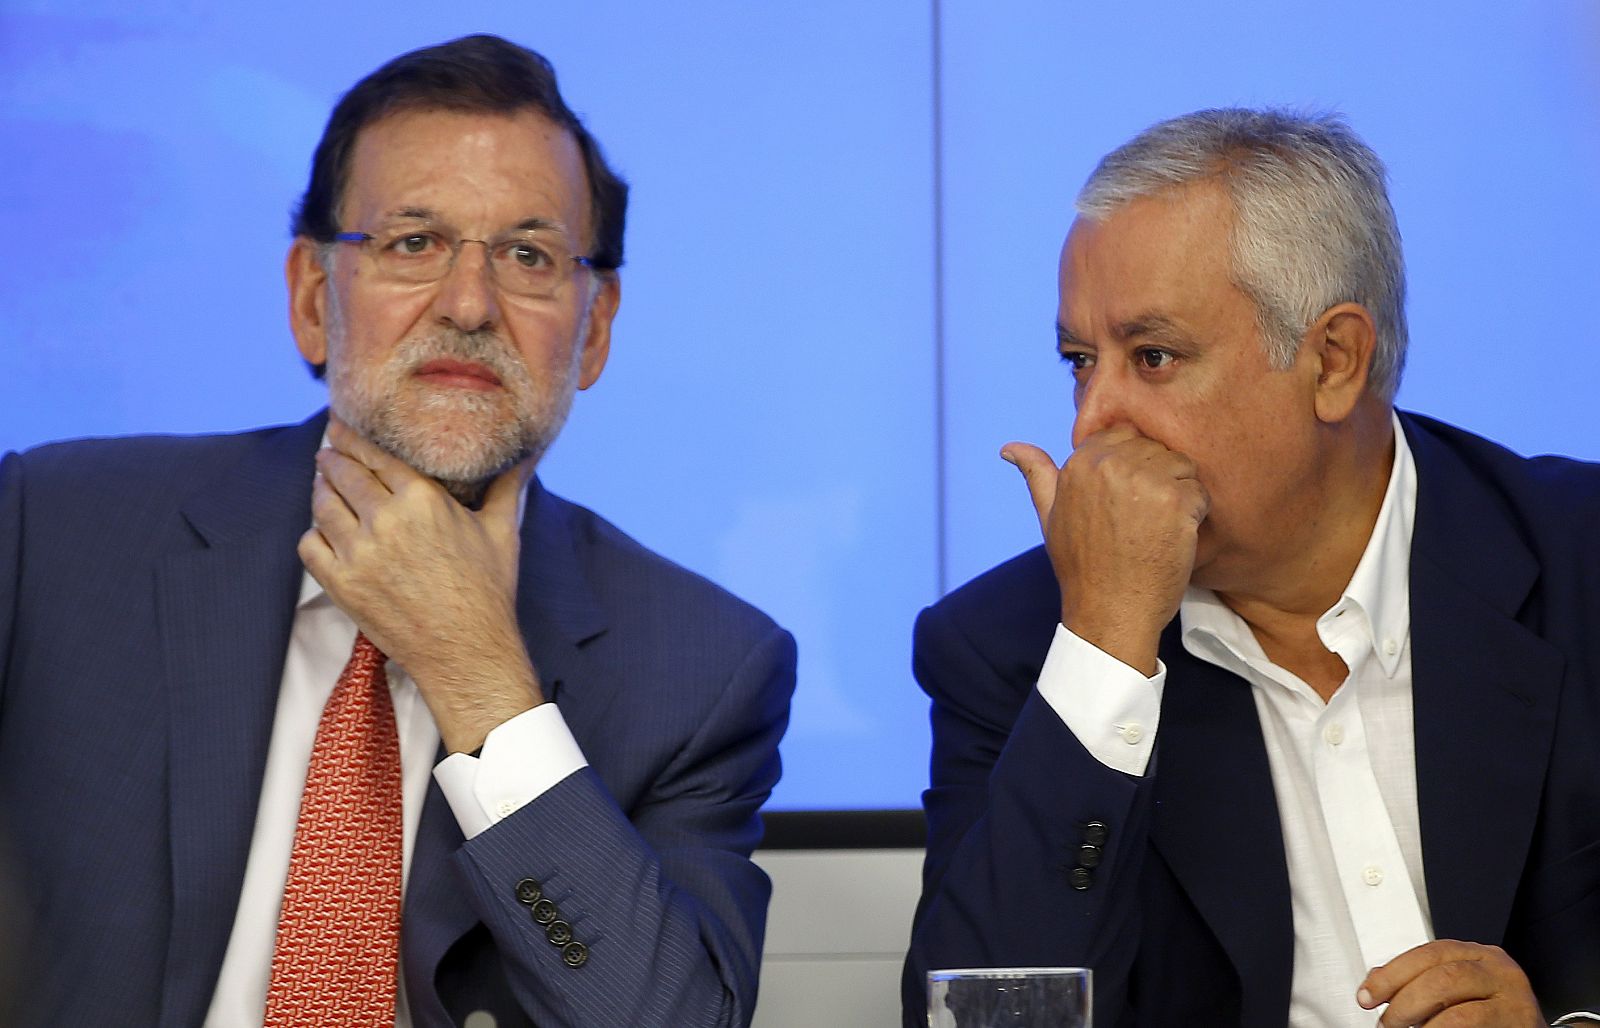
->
[1035,623,1165,776]
[432,703,589,840]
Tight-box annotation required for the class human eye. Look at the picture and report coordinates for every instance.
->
[1058,349,1094,373]
[1135,347,1176,371]
[380,230,443,258]
[500,237,557,269]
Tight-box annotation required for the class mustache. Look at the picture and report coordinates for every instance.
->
[395,329,527,383]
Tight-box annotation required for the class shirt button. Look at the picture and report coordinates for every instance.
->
[1120,722,1145,745]
[1383,638,1398,656]
[1363,864,1384,886]
[496,800,518,819]
[1324,724,1345,746]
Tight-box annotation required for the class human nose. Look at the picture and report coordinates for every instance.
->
[1070,361,1132,448]
[431,239,501,332]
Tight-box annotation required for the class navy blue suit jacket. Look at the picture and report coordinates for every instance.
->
[904,413,1600,1026]
[0,411,795,1027]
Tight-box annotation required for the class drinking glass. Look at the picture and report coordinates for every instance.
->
[927,966,1092,1028]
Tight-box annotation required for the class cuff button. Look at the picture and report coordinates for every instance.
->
[561,941,589,968]
[530,899,559,925]
[514,878,543,905]
[546,919,574,946]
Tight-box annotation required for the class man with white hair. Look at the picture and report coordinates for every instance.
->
[904,109,1600,1026]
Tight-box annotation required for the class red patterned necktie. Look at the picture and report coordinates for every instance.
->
[264,632,403,1027]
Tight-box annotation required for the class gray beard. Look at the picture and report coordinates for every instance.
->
[327,327,579,507]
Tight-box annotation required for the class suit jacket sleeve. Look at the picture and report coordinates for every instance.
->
[902,599,1156,1028]
[448,624,795,1028]
[0,453,19,715]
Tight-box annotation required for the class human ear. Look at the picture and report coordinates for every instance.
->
[576,273,620,391]
[1309,302,1379,424]
[286,238,331,367]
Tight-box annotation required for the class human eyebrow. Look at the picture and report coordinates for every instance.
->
[509,217,569,236]
[1111,313,1193,348]
[1055,321,1090,353]
[382,207,439,223]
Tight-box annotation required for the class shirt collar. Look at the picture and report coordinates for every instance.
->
[1180,411,1417,679]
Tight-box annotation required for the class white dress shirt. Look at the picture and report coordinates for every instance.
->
[204,478,588,1027]
[1037,416,1430,1026]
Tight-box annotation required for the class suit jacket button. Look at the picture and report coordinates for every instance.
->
[561,941,589,968]
[1069,866,1093,890]
[1076,844,1102,868]
[546,919,574,946]
[1082,821,1109,847]
[514,878,543,905]
[531,899,559,925]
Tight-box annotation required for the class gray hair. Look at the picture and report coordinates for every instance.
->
[1076,108,1407,399]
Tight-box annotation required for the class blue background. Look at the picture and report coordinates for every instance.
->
[3,2,1597,810]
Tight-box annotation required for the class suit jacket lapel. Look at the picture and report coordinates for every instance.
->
[402,477,611,1014]
[1402,415,1564,944]
[156,412,325,1027]
[1149,629,1295,1024]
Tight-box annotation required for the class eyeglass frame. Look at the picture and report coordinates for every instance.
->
[331,225,598,297]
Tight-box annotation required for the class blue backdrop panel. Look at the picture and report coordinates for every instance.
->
[2,1,1596,810]
[0,2,938,811]
[939,1,1600,591]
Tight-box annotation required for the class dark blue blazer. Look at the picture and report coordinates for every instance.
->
[0,411,796,1028]
[903,413,1600,1026]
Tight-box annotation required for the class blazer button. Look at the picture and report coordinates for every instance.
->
[1076,844,1102,868]
[1069,867,1093,890]
[1082,821,1109,847]
[514,878,543,905]
[546,919,574,946]
[531,899,559,926]
[561,941,589,968]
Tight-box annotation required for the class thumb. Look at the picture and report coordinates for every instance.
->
[480,457,535,526]
[1000,442,1061,535]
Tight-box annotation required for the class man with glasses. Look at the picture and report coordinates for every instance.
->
[904,109,1600,1026]
[0,35,794,1028]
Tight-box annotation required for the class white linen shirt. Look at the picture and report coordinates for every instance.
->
[203,476,588,1028]
[1037,416,1430,1026]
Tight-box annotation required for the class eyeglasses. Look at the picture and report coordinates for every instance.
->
[334,225,596,299]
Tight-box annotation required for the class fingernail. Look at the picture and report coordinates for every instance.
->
[999,448,1017,467]
[1356,987,1373,1009]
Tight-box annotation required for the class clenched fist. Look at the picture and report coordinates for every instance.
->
[1003,424,1209,675]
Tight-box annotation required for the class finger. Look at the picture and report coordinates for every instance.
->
[1377,960,1498,1027]
[480,456,535,527]
[309,468,359,549]
[1179,476,1212,525]
[1000,442,1060,534]
[297,526,336,586]
[1074,422,1143,452]
[315,447,393,519]
[327,415,415,492]
[1361,941,1482,1007]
